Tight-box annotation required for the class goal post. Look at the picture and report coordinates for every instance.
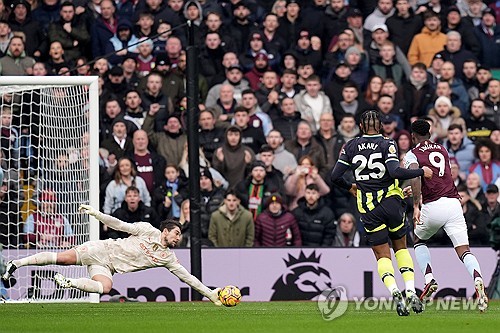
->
[0,76,100,303]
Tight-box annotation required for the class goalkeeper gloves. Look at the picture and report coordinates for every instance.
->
[207,287,222,306]
[79,204,100,218]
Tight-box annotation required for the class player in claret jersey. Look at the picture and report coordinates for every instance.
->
[1,205,222,306]
[331,110,433,316]
[404,119,488,312]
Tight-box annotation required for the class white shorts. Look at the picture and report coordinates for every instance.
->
[74,241,114,280]
[415,197,469,247]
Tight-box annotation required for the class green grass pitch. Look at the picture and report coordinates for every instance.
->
[0,301,498,333]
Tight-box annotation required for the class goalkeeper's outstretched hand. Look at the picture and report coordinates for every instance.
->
[208,287,222,306]
[79,204,100,218]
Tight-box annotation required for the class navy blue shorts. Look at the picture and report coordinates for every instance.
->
[360,196,407,247]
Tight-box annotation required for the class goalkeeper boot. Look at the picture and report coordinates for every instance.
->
[420,279,438,302]
[392,289,410,316]
[54,273,72,289]
[1,261,17,281]
[474,278,488,313]
[406,291,424,314]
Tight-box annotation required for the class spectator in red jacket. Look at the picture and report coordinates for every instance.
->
[254,193,302,247]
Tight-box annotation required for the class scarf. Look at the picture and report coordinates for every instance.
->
[410,76,426,90]
[167,180,180,218]
[248,182,264,220]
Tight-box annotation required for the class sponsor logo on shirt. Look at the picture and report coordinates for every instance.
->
[140,242,160,263]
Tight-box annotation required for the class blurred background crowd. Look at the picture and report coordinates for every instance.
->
[0,0,499,249]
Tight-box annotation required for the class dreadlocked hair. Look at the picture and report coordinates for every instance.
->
[411,119,431,137]
[360,110,381,134]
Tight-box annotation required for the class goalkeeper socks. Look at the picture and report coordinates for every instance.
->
[14,252,58,268]
[395,249,415,293]
[377,257,398,294]
[414,243,434,284]
[460,251,482,281]
[69,278,104,294]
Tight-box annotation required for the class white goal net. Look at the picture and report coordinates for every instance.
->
[0,77,99,302]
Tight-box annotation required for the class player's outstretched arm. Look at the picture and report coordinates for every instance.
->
[168,263,222,306]
[386,160,431,180]
[78,204,138,235]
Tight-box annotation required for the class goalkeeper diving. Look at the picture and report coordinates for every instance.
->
[1,205,222,305]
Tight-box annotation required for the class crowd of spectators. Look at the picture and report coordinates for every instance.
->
[0,0,499,248]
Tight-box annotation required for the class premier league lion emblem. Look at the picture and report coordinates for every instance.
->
[270,251,333,300]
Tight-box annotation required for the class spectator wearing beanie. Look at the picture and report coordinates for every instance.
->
[344,45,369,91]
[254,193,302,247]
[428,95,466,142]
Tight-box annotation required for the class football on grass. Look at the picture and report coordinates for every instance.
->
[218,285,241,307]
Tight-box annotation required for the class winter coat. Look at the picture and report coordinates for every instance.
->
[245,66,268,91]
[444,136,477,175]
[200,187,225,240]
[370,61,406,88]
[463,200,490,246]
[332,226,360,247]
[32,2,60,33]
[143,114,187,166]
[293,90,333,133]
[199,45,227,88]
[386,10,423,55]
[199,127,225,162]
[272,112,302,141]
[402,79,434,119]
[47,17,90,62]
[110,201,160,239]
[152,175,189,220]
[427,106,466,142]
[484,97,500,127]
[105,33,139,66]
[0,50,35,76]
[320,6,349,48]
[474,23,500,69]
[140,91,173,132]
[254,209,302,247]
[8,15,45,57]
[240,125,266,154]
[100,136,134,160]
[292,197,336,246]
[103,176,151,214]
[435,47,477,81]
[91,16,117,58]
[209,204,254,247]
[235,175,282,211]
[407,27,447,67]
[212,134,255,188]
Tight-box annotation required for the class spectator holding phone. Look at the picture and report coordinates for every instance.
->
[284,155,330,210]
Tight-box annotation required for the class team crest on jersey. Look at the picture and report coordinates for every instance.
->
[153,244,159,251]
[389,145,396,154]
[160,251,167,258]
